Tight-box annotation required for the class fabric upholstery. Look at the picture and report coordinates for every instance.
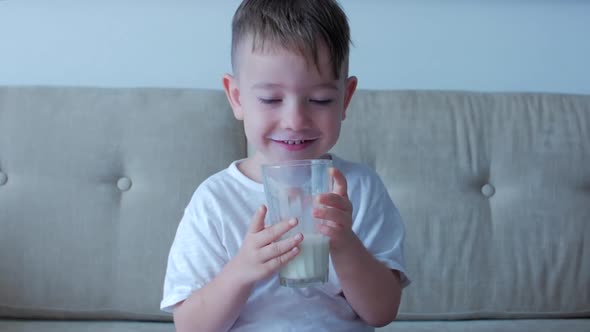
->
[332,90,590,319]
[0,87,588,329]
[0,320,174,332]
[378,319,590,332]
[0,87,245,320]
[0,318,588,332]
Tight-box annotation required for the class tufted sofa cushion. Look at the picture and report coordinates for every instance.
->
[332,90,590,320]
[0,87,245,320]
[1,87,588,328]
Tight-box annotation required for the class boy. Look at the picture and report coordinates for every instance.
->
[161,0,410,331]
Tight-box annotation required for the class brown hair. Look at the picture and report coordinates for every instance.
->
[231,0,351,79]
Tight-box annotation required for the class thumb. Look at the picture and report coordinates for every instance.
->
[248,205,267,234]
[330,167,348,198]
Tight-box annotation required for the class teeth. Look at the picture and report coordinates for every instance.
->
[282,140,305,145]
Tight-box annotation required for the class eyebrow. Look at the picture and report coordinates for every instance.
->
[251,82,339,90]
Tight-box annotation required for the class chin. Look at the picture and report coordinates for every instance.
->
[273,152,322,162]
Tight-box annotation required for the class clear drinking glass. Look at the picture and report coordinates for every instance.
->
[262,159,333,287]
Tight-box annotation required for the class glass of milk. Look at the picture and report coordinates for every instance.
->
[262,159,332,287]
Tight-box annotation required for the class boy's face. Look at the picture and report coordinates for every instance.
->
[223,38,357,178]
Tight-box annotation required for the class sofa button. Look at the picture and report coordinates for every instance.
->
[481,183,495,197]
[0,172,7,185]
[117,177,132,191]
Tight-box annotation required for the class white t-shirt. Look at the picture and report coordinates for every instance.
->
[161,154,410,332]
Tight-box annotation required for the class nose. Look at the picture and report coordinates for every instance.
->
[281,100,311,131]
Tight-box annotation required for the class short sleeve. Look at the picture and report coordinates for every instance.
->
[351,168,411,288]
[160,188,228,313]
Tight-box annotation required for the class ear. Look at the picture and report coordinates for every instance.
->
[341,76,357,120]
[223,73,244,120]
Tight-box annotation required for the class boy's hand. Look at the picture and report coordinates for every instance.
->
[232,205,303,286]
[313,167,356,252]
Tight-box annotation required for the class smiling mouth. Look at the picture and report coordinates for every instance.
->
[278,139,314,145]
[270,138,318,150]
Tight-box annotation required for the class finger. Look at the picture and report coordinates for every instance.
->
[259,233,303,262]
[330,167,348,198]
[315,222,341,239]
[313,206,351,227]
[264,245,301,272]
[255,218,298,247]
[248,205,267,234]
[315,215,348,235]
[315,193,352,212]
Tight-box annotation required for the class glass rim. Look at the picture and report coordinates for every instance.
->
[261,158,332,170]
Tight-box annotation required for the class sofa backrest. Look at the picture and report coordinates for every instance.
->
[331,90,590,319]
[0,87,245,320]
[0,87,588,321]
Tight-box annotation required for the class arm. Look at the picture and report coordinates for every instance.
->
[313,168,402,327]
[173,206,303,332]
[330,236,402,327]
[173,261,254,332]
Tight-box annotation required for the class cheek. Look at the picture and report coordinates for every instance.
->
[317,113,342,143]
[329,123,342,142]
[243,110,271,139]
[243,117,260,138]
[319,110,344,129]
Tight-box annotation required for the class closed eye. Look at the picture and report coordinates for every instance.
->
[310,99,333,105]
[258,98,281,104]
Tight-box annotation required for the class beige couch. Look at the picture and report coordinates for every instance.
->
[0,86,588,331]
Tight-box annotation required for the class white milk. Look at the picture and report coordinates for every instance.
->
[280,233,329,286]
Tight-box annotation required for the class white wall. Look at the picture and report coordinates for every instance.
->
[1,0,589,94]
